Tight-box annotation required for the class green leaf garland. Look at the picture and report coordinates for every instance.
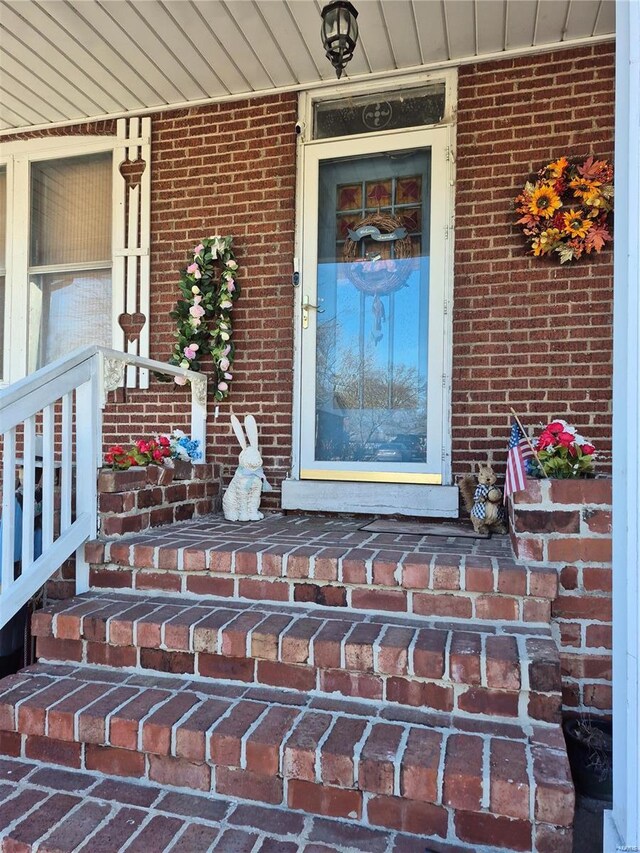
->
[168,236,239,401]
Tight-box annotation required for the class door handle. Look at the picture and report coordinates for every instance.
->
[302,296,324,329]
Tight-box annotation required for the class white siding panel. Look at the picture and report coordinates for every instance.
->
[445,0,476,59]
[192,1,274,91]
[534,0,571,46]
[412,0,450,63]
[565,0,605,39]
[594,0,615,36]
[475,0,507,55]
[505,0,538,48]
[161,0,247,94]
[94,1,207,101]
[36,0,163,107]
[258,0,322,83]
[0,78,62,124]
[0,4,123,113]
[0,26,109,116]
[134,0,230,97]
[224,0,298,87]
[71,1,185,104]
[380,0,422,68]
[357,1,396,72]
[0,52,86,121]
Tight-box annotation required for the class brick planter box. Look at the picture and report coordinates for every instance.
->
[508,477,612,716]
[98,462,222,537]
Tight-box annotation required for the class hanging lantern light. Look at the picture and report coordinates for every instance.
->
[320,2,359,79]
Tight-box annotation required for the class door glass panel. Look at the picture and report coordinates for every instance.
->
[315,149,431,466]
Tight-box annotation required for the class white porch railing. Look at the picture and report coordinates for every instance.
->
[0,345,207,630]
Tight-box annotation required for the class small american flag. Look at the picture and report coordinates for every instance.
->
[504,419,534,501]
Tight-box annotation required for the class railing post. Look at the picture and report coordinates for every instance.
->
[190,375,208,463]
[74,356,102,593]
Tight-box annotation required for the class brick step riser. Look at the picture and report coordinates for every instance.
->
[3,730,561,853]
[36,636,562,724]
[89,562,555,624]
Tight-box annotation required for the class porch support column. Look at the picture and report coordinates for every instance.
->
[605,1,640,850]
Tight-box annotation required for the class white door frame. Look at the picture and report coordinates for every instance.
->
[290,74,457,501]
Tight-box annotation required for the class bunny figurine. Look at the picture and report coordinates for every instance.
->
[222,414,272,522]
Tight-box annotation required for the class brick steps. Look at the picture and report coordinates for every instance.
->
[0,663,573,852]
[32,592,562,723]
[0,756,427,853]
[86,515,558,624]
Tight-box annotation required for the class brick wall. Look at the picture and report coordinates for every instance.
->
[453,43,614,480]
[509,478,612,717]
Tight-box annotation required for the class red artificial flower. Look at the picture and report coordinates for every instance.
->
[152,448,164,462]
[547,421,565,435]
[110,445,124,455]
[105,453,114,464]
[582,443,595,455]
[537,430,556,450]
[137,439,150,454]
[558,431,576,447]
[158,436,170,447]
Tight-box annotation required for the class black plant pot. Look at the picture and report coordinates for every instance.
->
[563,717,613,802]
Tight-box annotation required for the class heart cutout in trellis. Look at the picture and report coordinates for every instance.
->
[119,158,146,190]
[118,312,146,343]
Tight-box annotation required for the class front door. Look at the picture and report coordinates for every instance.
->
[299,128,450,485]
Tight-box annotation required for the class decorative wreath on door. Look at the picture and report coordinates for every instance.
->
[342,212,415,343]
[342,212,414,295]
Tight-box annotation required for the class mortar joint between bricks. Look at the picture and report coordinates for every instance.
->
[480,736,492,810]
[442,631,454,682]
[340,622,358,670]
[524,739,536,822]
[428,553,437,590]
[479,633,489,688]
[240,704,271,770]
[278,706,306,777]
[352,718,373,788]
[372,623,390,673]
[516,634,531,692]
[314,714,336,783]
[435,729,449,806]
[393,726,411,798]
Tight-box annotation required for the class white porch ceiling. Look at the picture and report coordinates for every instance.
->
[0,0,615,134]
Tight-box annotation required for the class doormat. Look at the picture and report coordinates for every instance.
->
[359,519,489,538]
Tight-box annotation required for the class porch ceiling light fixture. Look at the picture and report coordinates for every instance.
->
[320,1,359,79]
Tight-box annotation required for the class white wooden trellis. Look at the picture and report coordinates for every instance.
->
[112,116,151,388]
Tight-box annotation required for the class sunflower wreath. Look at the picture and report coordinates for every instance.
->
[515,156,613,263]
[168,235,239,401]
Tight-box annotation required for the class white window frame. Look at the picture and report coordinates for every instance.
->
[0,117,150,388]
[285,71,457,515]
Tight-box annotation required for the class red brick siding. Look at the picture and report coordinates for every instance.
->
[453,43,614,480]
[509,478,613,716]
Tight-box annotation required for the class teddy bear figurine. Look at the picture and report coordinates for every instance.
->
[459,462,507,535]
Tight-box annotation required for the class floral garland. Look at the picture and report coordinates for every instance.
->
[515,156,613,263]
[168,236,239,401]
